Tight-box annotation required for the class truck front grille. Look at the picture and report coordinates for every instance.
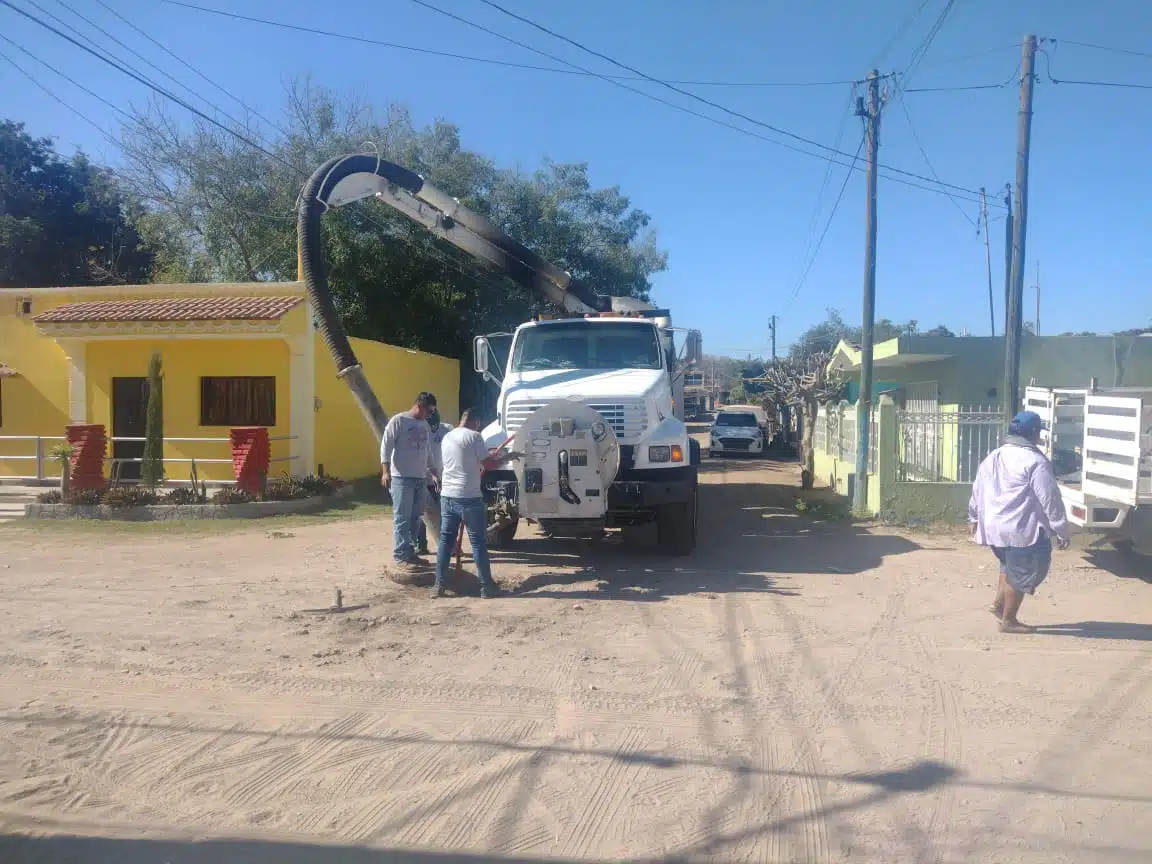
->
[505,401,648,441]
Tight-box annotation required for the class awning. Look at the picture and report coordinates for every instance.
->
[32,296,303,324]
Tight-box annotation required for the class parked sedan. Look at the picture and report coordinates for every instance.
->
[709,410,764,456]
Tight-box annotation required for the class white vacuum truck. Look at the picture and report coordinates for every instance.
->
[474,304,703,555]
[294,152,703,556]
[1024,384,1152,559]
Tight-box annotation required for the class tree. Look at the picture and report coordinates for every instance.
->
[0,120,153,287]
[922,325,955,337]
[789,309,927,358]
[140,352,164,489]
[753,351,845,489]
[118,83,667,411]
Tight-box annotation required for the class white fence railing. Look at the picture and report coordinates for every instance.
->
[1,435,297,483]
[897,406,1002,483]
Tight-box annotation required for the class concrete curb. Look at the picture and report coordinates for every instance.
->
[24,486,354,521]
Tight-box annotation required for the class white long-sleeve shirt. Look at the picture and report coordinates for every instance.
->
[969,437,1070,548]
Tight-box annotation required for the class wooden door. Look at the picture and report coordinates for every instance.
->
[112,377,150,482]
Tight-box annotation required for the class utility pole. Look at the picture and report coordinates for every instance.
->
[1003,184,1013,329]
[1004,35,1037,426]
[853,69,883,514]
[769,315,777,363]
[980,188,994,336]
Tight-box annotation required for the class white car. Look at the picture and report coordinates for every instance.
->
[709,409,764,456]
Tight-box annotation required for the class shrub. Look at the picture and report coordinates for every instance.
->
[212,487,253,505]
[102,486,157,509]
[163,486,206,505]
[261,474,343,502]
[36,489,63,504]
[69,488,103,506]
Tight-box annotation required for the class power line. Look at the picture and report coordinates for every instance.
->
[795,90,857,287]
[895,0,958,93]
[0,31,131,119]
[27,0,251,133]
[0,44,118,146]
[1050,38,1152,62]
[465,0,990,198]
[92,0,290,137]
[871,0,933,68]
[1039,49,1152,90]
[784,132,866,315]
[161,0,854,89]
[0,0,288,166]
[895,92,978,228]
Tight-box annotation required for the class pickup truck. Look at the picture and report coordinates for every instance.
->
[1024,385,1152,559]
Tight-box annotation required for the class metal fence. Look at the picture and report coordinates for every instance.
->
[1,434,297,484]
[897,407,1002,483]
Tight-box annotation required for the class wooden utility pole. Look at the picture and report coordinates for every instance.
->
[980,188,994,336]
[1004,35,1038,425]
[853,69,883,514]
[1003,184,1013,330]
[769,315,777,363]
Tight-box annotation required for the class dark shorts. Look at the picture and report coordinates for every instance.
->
[993,533,1052,595]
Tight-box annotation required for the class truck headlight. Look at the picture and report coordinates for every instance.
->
[648,445,684,463]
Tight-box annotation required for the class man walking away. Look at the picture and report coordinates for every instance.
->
[381,392,439,571]
[434,410,521,599]
[417,407,450,556]
[969,411,1071,633]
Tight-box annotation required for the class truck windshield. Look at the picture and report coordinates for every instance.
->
[715,413,757,427]
[511,322,662,371]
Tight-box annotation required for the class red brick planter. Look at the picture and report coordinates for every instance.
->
[66,424,107,491]
[231,427,270,496]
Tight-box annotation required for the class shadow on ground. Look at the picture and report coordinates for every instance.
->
[1081,545,1151,584]
[1035,621,1152,641]
[486,456,920,602]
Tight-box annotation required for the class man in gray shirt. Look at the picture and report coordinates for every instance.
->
[417,407,451,555]
[433,409,520,599]
[380,392,441,568]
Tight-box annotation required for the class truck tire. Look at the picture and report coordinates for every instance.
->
[488,517,520,549]
[689,438,702,466]
[658,470,698,556]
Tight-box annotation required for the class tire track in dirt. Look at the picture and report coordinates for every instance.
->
[557,726,648,860]
[913,633,961,864]
[223,712,369,810]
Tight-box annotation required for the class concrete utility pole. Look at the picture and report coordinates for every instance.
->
[981,188,994,336]
[1004,35,1038,425]
[853,69,883,514]
[769,315,777,362]
[1035,260,1041,335]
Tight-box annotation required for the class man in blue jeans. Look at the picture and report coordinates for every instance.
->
[380,392,440,572]
[434,410,521,599]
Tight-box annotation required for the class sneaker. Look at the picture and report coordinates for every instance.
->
[480,583,502,600]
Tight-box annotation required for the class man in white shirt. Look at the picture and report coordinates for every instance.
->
[380,392,440,569]
[416,407,451,556]
[433,410,520,599]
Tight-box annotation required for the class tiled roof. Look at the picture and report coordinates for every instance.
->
[32,296,303,324]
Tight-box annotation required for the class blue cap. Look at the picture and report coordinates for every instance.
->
[1009,410,1042,437]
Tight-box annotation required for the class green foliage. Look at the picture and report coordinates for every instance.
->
[261,474,343,501]
[789,309,953,359]
[163,486,206,505]
[36,489,63,504]
[0,120,153,287]
[212,487,254,506]
[141,351,164,488]
[102,486,158,509]
[69,489,104,506]
[118,84,667,403]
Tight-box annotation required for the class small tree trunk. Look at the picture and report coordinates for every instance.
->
[800,397,817,489]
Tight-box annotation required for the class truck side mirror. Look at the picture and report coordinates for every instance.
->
[686,329,703,366]
[473,336,490,378]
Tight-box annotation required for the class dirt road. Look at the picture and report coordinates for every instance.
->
[1,459,1150,863]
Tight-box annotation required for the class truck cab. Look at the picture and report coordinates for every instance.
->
[474,312,701,554]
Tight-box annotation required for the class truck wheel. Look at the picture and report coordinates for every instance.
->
[488,517,520,549]
[689,438,702,466]
[658,472,698,556]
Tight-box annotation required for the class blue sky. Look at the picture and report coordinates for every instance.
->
[3,0,1151,356]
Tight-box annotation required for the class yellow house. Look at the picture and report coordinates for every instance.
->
[0,282,458,483]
